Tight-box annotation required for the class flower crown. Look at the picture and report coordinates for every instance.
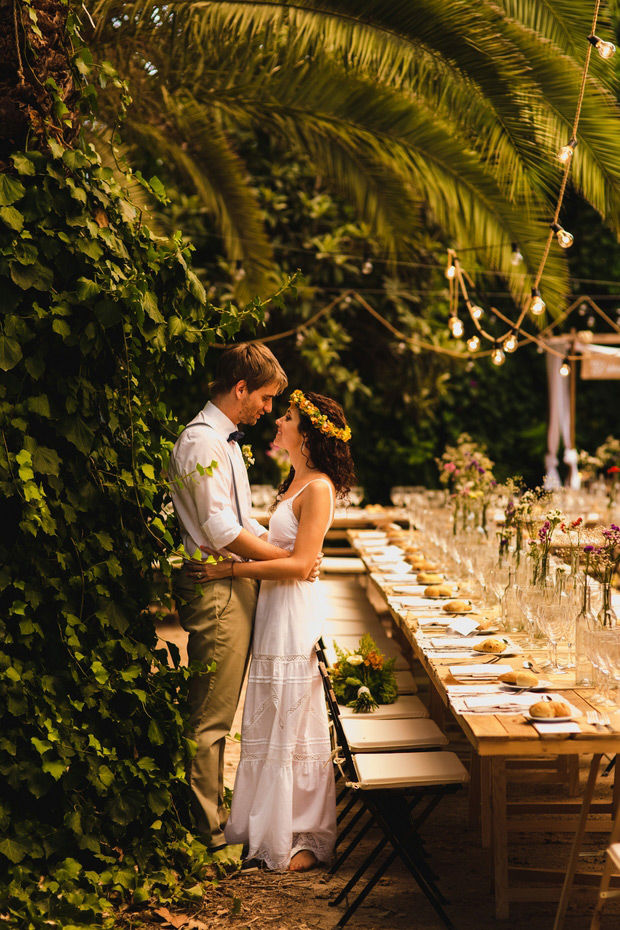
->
[290,390,351,442]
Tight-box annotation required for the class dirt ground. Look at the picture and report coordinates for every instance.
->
[151,614,620,930]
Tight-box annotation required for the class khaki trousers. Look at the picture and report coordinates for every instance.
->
[176,570,258,847]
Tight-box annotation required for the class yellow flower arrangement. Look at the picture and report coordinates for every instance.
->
[289,390,351,442]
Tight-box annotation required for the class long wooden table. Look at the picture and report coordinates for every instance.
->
[348,530,620,923]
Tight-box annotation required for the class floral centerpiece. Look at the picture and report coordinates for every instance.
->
[578,435,620,505]
[583,524,620,625]
[436,433,497,533]
[329,634,398,712]
[528,507,564,585]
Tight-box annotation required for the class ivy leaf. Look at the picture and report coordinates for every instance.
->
[42,759,67,780]
[0,837,29,864]
[76,277,101,300]
[59,416,95,454]
[0,174,26,206]
[0,206,24,231]
[11,154,36,176]
[9,261,53,291]
[26,395,51,418]
[32,446,61,476]
[0,335,23,371]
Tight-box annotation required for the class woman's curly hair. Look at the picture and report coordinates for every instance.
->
[273,392,356,508]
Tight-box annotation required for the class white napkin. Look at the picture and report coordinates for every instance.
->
[448,664,504,679]
[531,721,581,736]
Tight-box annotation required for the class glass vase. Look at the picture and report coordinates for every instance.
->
[596,581,617,629]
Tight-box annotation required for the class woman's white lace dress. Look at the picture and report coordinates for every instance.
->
[224,479,336,869]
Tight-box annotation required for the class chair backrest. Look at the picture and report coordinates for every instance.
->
[315,643,356,773]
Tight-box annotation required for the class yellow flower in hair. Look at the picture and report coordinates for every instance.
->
[289,390,351,442]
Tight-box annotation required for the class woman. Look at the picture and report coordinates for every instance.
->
[188,390,355,872]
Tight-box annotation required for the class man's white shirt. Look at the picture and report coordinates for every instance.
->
[169,401,265,559]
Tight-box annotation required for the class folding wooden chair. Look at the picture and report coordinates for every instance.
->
[316,652,468,929]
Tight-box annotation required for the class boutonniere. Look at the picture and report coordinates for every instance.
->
[241,444,255,469]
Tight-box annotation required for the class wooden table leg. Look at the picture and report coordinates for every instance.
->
[553,754,603,930]
[590,798,620,930]
[490,757,509,918]
[468,750,481,828]
[481,757,491,849]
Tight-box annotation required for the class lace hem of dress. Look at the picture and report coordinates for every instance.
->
[251,832,333,872]
[239,752,331,764]
[252,653,311,662]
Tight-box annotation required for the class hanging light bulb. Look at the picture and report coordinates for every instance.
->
[530,287,546,315]
[449,316,464,338]
[361,257,373,275]
[491,343,506,366]
[557,138,578,165]
[467,334,480,352]
[233,260,246,281]
[504,331,518,353]
[559,357,570,377]
[510,242,523,266]
[445,261,456,280]
[469,302,484,320]
[550,223,574,249]
[588,34,616,59]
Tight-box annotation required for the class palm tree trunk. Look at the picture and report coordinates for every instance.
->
[0,0,79,167]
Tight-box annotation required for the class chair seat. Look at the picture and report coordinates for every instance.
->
[353,750,469,788]
[609,842,620,871]
[342,716,448,751]
[394,669,418,694]
[337,693,428,720]
[324,619,385,636]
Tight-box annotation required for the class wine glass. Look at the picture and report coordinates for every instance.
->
[516,584,541,649]
[536,603,569,674]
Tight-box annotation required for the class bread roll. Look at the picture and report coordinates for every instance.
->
[424,583,454,597]
[417,572,443,584]
[549,700,571,717]
[473,637,507,654]
[498,670,518,684]
[529,701,554,718]
[442,599,472,613]
[515,671,539,688]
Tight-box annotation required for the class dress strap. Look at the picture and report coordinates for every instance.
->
[288,478,335,523]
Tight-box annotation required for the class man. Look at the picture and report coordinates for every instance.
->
[169,342,291,852]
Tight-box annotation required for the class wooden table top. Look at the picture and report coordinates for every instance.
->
[349,530,620,758]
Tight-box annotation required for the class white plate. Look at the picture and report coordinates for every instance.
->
[471,647,521,658]
[501,680,553,692]
[525,711,579,723]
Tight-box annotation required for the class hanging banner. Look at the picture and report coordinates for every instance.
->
[581,354,620,379]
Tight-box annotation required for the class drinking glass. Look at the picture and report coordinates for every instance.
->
[536,603,569,674]
[516,584,541,649]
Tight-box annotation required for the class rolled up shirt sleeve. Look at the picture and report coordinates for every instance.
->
[200,506,244,551]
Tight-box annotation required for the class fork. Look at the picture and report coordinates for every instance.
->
[586,710,613,731]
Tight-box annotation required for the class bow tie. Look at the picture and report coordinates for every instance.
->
[228,430,245,444]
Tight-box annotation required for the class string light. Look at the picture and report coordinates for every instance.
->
[361,257,374,275]
[510,242,523,266]
[530,287,546,315]
[557,138,578,164]
[588,34,616,59]
[445,261,456,280]
[467,334,480,352]
[503,331,518,353]
[233,260,246,281]
[550,223,574,249]
[469,302,484,320]
[559,356,571,377]
[449,316,464,338]
[491,343,506,366]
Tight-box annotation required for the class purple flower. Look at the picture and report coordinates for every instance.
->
[478,467,486,475]
[584,545,594,553]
